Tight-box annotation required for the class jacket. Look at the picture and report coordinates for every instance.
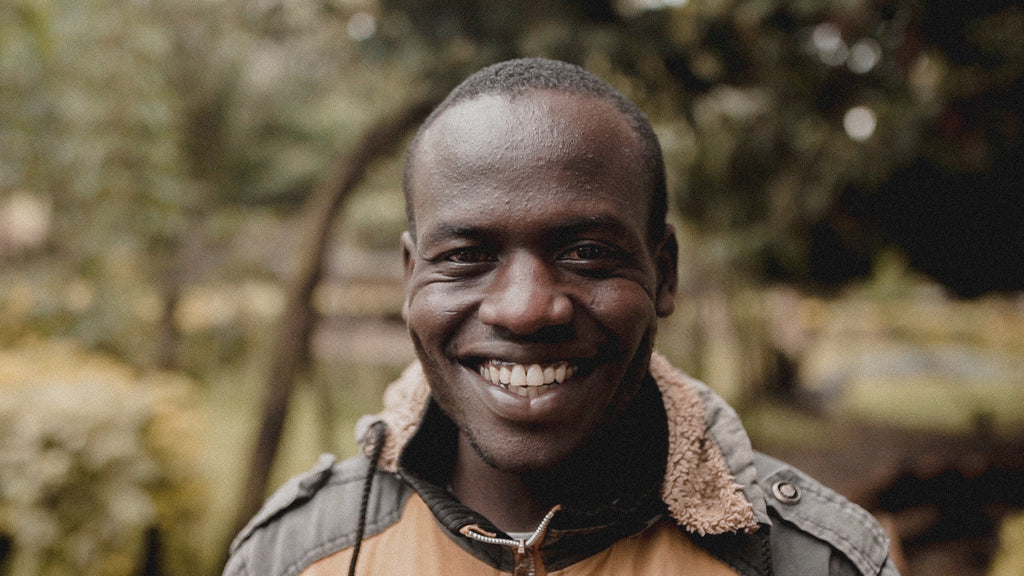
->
[224,352,900,576]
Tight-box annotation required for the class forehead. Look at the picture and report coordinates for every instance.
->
[409,90,651,234]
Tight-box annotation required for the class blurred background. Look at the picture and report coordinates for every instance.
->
[1,0,1022,574]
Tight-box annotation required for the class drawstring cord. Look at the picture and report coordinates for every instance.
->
[759,529,775,576]
[460,504,562,576]
[348,421,387,576]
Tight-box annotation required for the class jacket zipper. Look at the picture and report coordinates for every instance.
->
[459,504,562,576]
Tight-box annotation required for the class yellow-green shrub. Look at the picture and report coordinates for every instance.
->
[0,340,206,576]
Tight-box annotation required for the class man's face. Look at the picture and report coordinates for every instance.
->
[402,90,677,474]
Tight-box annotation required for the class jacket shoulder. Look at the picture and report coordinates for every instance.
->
[754,453,898,576]
[224,453,409,576]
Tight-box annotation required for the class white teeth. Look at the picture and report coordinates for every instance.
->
[510,365,526,387]
[478,360,578,393]
[526,364,544,387]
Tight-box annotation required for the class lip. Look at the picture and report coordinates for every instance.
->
[457,356,600,424]
[450,337,604,414]
[456,341,599,366]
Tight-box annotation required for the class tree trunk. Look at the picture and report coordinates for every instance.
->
[222,97,438,567]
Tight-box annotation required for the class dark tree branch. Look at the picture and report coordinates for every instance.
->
[221,96,439,567]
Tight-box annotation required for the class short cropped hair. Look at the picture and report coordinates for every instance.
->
[403,58,668,245]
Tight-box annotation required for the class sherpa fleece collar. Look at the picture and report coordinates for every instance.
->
[356,351,763,535]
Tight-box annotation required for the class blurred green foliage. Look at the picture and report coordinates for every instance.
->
[0,341,206,576]
[2,0,1021,367]
[1,0,1022,574]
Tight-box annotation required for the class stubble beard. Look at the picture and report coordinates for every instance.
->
[410,326,658,477]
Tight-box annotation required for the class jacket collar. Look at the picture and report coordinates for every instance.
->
[356,351,765,535]
[392,398,670,573]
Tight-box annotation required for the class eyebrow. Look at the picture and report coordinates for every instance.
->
[419,223,494,247]
[419,215,642,247]
[553,216,638,240]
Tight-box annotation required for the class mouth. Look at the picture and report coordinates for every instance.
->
[476,359,579,398]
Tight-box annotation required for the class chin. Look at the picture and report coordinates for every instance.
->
[466,427,588,475]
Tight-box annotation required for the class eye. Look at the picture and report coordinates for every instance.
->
[445,247,497,264]
[559,243,618,262]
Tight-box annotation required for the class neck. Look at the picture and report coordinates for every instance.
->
[449,434,552,533]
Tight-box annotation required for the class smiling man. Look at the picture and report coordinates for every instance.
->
[224,59,900,576]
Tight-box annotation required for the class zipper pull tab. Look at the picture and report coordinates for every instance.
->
[513,541,545,576]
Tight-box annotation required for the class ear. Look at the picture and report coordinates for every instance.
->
[401,230,416,279]
[401,230,416,322]
[654,224,678,318]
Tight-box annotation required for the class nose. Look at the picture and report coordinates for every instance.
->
[478,252,573,336]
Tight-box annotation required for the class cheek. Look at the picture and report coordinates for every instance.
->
[405,283,478,340]
[588,282,658,341]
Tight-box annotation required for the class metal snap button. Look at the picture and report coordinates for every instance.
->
[772,481,801,504]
